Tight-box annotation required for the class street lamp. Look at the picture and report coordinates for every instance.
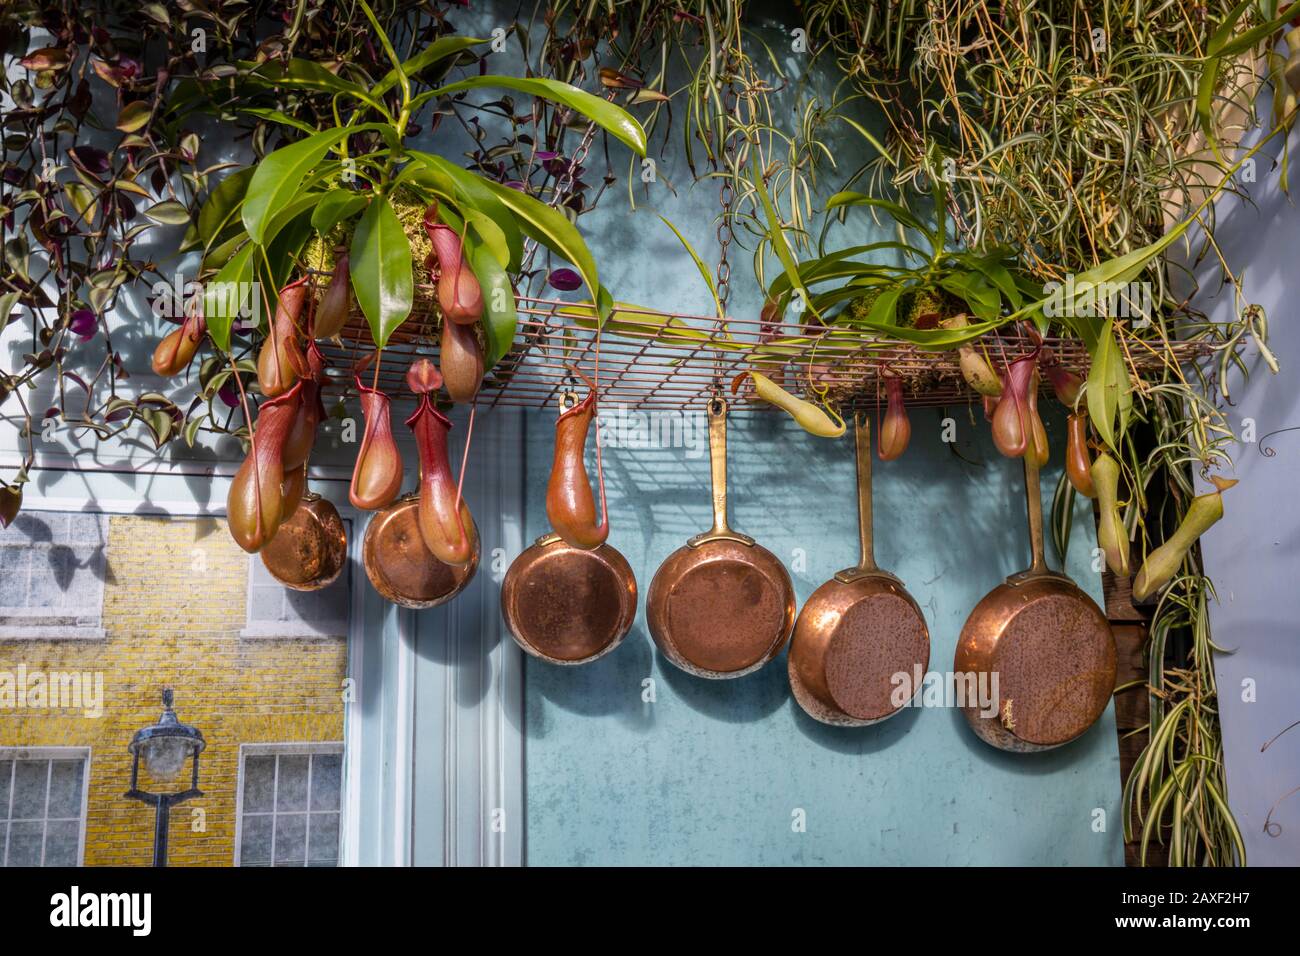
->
[125,688,205,867]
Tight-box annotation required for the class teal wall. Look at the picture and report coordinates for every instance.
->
[514,9,1121,865]
[521,405,1123,866]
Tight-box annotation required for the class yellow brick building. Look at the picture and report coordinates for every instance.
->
[0,514,348,866]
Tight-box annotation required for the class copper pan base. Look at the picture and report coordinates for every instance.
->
[501,534,637,664]
[261,494,348,591]
[955,573,1116,752]
[647,538,795,679]
[789,573,930,726]
[362,495,479,609]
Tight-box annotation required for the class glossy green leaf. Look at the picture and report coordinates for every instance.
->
[184,167,254,254]
[940,271,1000,321]
[1086,319,1132,453]
[964,252,1022,308]
[243,126,384,244]
[349,195,413,348]
[311,189,367,231]
[827,191,934,244]
[371,36,487,98]
[864,286,902,326]
[415,76,647,156]
[246,58,384,113]
[467,239,518,370]
[262,208,315,291]
[463,207,510,269]
[203,240,257,351]
[480,178,609,319]
[236,107,318,135]
[407,152,522,269]
[766,242,926,300]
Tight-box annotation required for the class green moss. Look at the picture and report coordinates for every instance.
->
[300,186,436,287]
[845,287,883,324]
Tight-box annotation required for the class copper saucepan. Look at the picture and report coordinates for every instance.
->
[260,491,348,591]
[647,397,795,678]
[788,414,930,725]
[362,493,479,609]
[954,458,1116,752]
[501,388,637,664]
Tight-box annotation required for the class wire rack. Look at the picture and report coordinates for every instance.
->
[319,287,1216,412]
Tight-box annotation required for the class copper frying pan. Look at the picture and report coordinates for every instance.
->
[788,415,930,725]
[501,389,637,664]
[647,397,795,678]
[362,493,479,609]
[261,492,348,591]
[954,458,1116,752]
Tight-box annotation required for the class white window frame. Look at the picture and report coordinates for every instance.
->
[238,553,350,641]
[233,742,344,867]
[0,746,91,867]
[0,514,107,641]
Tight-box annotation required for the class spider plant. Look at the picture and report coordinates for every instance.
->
[760,178,1038,337]
[789,0,1298,865]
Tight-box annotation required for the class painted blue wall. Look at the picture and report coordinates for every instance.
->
[521,405,1123,866]
[514,8,1120,864]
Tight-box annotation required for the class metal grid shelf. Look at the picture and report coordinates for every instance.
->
[318,289,1216,413]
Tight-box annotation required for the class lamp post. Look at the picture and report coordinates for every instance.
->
[125,689,205,867]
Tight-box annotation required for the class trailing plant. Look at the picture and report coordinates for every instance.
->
[0,0,648,529]
[782,0,1300,865]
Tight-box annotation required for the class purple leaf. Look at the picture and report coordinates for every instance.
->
[535,150,558,161]
[68,145,110,174]
[548,268,582,292]
[218,381,239,408]
[68,308,96,340]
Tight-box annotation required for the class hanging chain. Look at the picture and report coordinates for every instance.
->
[712,58,740,394]
[519,103,607,277]
[715,83,738,321]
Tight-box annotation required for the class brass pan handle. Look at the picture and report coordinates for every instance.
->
[834,412,900,585]
[1024,457,1048,575]
[1007,456,1068,586]
[853,412,879,574]
[688,396,753,548]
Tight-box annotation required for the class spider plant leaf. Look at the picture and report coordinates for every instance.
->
[826,191,933,245]
[659,215,723,320]
[754,159,819,321]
